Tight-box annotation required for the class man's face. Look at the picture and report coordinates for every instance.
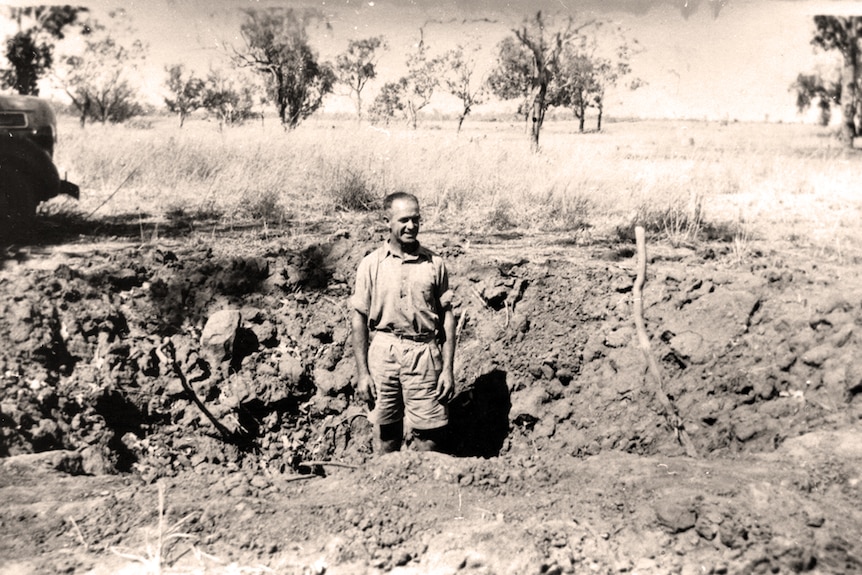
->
[386,198,421,249]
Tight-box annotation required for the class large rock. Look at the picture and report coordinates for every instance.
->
[664,289,761,365]
[200,310,242,363]
[510,385,550,425]
[654,498,697,533]
[314,358,355,397]
[278,355,305,385]
[0,450,84,475]
[669,331,710,364]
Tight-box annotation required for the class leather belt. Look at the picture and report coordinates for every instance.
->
[375,331,436,343]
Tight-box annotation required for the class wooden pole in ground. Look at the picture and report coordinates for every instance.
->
[633,226,699,458]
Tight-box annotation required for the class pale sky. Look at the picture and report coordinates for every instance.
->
[3,0,862,122]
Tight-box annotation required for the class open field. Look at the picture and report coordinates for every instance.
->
[1,117,861,574]
[50,116,862,260]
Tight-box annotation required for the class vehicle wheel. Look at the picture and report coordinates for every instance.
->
[0,169,38,243]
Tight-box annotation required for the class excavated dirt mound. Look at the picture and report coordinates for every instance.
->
[1,219,861,574]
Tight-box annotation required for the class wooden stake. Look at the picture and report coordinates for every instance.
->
[633,226,699,458]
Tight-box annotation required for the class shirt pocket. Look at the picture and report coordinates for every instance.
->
[409,267,436,310]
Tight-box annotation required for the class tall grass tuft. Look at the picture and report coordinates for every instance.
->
[327,166,380,211]
[109,481,203,573]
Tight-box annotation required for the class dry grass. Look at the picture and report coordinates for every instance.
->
[49,115,862,259]
[109,481,204,574]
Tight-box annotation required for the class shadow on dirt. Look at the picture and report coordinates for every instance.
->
[0,212,197,262]
[448,369,511,458]
[0,210,285,266]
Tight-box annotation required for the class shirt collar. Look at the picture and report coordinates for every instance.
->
[383,240,431,262]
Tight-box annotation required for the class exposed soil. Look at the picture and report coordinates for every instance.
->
[1,216,861,575]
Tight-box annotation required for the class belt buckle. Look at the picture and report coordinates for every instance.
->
[397,332,430,343]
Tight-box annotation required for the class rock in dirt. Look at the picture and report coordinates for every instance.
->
[654,498,697,533]
[0,450,84,475]
[80,445,116,475]
[663,289,762,365]
[510,385,550,424]
[669,331,709,364]
[846,361,862,398]
[801,343,832,367]
[314,359,354,396]
[278,355,304,384]
[201,310,242,363]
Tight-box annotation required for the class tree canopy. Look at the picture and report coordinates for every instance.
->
[1,6,86,95]
[335,36,386,121]
[549,24,638,132]
[367,31,443,129]
[442,44,486,133]
[164,64,206,128]
[58,12,147,127]
[487,36,534,122]
[200,70,259,130]
[792,71,841,127]
[488,12,595,150]
[233,7,335,129]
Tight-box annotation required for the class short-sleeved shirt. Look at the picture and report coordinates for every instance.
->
[351,242,453,337]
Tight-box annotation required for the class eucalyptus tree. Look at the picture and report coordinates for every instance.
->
[233,7,335,129]
[58,11,147,126]
[1,5,86,95]
[550,24,639,132]
[200,70,258,130]
[442,44,486,134]
[490,12,593,151]
[810,16,862,145]
[367,30,442,129]
[335,36,387,122]
[487,36,533,129]
[791,71,841,127]
[368,78,407,126]
[164,64,205,128]
[402,34,444,129]
[549,49,599,133]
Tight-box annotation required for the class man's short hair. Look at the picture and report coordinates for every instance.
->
[383,192,419,212]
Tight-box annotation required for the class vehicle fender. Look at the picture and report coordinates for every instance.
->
[0,135,61,202]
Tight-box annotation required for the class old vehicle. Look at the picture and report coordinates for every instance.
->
[1,94,79,237]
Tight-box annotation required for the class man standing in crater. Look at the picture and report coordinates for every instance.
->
[351,192,456,453]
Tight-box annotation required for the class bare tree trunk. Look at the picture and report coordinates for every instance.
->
[276,74,288,128]
[408,102,418,129]
[530,88,546,152]
[856,90,862,135]
[597,106,603,132]
[457,104,470,134]
[841,51,858,145]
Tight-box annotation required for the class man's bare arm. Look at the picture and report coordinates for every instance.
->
[351,309,375,404]
[436,308,456,403]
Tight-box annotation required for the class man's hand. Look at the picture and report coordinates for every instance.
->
[435,368,454,404]
[356,372,376,408]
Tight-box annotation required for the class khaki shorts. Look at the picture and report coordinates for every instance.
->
[367,332,447,430]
